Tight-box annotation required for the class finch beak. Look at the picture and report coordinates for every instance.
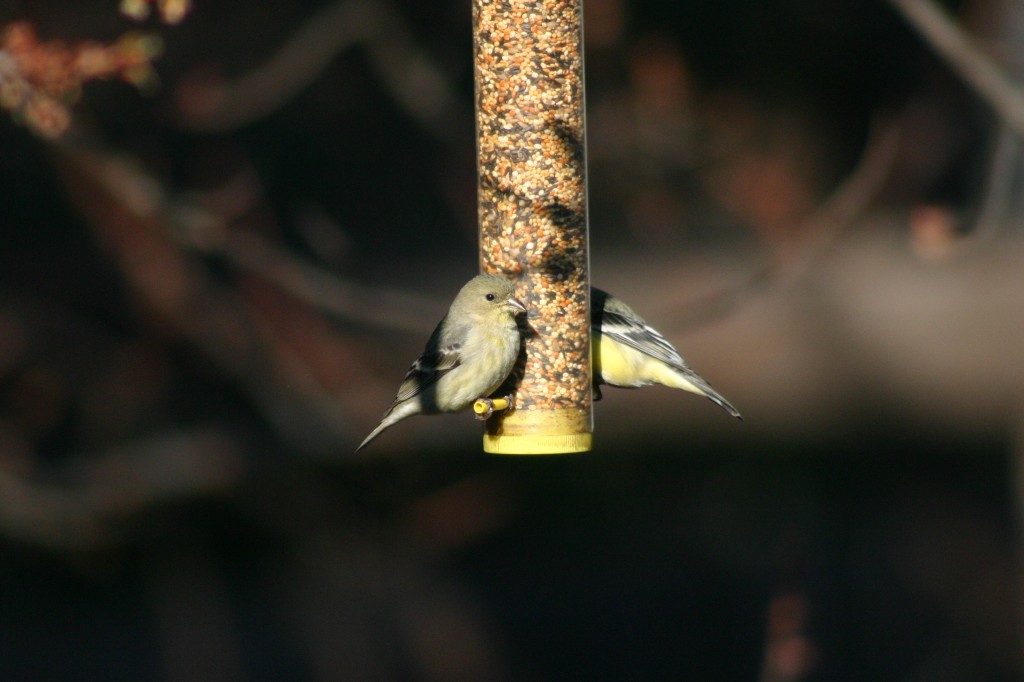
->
[506,297,527,315]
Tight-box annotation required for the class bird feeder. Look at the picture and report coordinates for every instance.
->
[473,0,592,454]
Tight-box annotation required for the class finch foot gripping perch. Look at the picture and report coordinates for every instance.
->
[473,396,511,420]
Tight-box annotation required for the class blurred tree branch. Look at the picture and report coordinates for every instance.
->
[0,20,161,137]
[53,142,371,456]
[175,0,464,140]
[669,115,901,330]
[888,0,1024,139]
[0,428,241,551]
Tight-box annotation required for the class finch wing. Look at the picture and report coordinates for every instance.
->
[392,342,462,404]
[598,309,689,370]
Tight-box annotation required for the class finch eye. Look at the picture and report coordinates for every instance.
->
[485,293,495,301]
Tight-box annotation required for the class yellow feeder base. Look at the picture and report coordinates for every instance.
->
[483,432,591,455]
[479,405,592,455]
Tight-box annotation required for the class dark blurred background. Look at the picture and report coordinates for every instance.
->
[1,0,1022,679]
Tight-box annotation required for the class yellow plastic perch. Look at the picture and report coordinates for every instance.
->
[473,396,510,419]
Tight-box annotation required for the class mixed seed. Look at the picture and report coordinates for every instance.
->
[473,0,592,426]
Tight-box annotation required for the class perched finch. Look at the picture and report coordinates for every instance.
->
[591,287,742,419]
[357,274,527,451]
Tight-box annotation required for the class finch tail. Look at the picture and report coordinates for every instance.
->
[699,387,743,420]
[356,400,421,452]
[655,364,743,420]
[355,420,392,453]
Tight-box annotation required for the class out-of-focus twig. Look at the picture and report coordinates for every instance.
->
[774,117,902,285]
[61,149,446,335]
[177,0,372,132]
[0,428,242,551]
[120,0,193,25]
[888,0,1024,139]
[176,0,463,139]
[960,124,1020,249]
[672,116,901,329]
[889,0,1024,255]
[222,231,445,336]
[0,466,107,550]
[0,21,161,138]
[53,143,366,455]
